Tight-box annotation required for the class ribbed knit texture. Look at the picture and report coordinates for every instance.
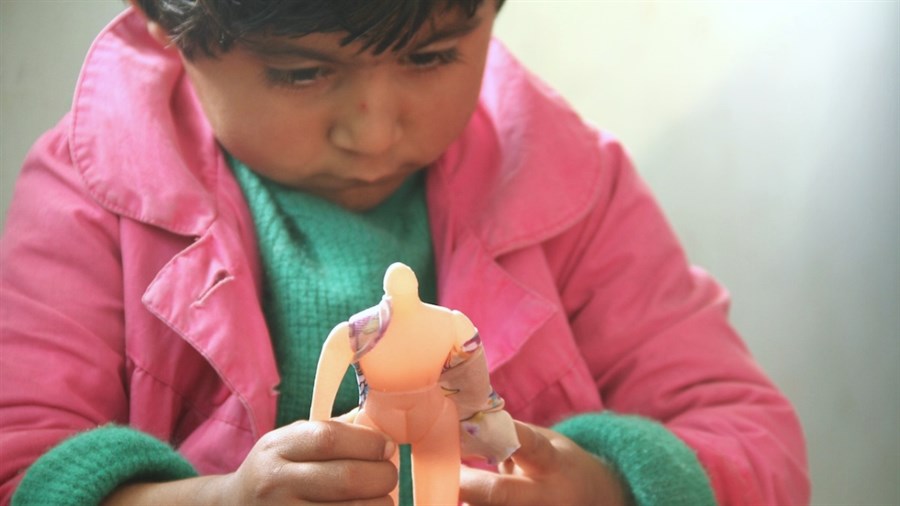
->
[11,425,197,506]
[553,412,716,506]
[230,159,437,425]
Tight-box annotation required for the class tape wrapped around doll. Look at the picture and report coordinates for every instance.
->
[439,334,520,464]
[347,299,520,465]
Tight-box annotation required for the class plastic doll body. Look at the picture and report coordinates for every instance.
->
[311,263,473,505]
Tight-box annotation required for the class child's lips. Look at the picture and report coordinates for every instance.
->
[338,164,421,188]
[345,174,403,188]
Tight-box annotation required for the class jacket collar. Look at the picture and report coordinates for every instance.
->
[430,40,604,258]
[73,9,278,434]
[70,8,219,237]
[427,41,605,372]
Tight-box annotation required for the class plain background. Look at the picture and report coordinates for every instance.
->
[1,1,898,504]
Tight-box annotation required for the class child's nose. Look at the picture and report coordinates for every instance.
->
[329,74,402,156]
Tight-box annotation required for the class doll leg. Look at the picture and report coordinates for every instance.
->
[411,397,461,506]
[356,409,402,504]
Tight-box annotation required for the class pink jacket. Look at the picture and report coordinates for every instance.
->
[0,8,808,505]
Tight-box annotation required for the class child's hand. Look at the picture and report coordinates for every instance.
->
[102,415,395,506]
[460,421,630,506]
[222,417,397,505]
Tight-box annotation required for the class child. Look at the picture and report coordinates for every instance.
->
[0,0,809,504]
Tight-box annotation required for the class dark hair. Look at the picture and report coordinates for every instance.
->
[135,0,505,58]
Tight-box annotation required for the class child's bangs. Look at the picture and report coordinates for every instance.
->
[222,0,484,55]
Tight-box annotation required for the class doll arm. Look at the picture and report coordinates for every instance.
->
[445,309,520,463]
[309,322,353,421]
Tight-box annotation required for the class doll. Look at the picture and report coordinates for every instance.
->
[310,262,519,505]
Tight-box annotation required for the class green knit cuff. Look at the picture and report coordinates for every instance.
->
[553,412,716,506]
[12,425,198,506]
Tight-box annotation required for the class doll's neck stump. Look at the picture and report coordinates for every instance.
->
[383,262,419,299]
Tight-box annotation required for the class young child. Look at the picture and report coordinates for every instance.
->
[0,1,809,504]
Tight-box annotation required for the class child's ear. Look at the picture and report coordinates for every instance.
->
[145,20,174,48]
[128,0,174,48]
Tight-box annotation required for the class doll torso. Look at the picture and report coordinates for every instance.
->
[357,302,458,392]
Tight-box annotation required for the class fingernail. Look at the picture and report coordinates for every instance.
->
[384,439,396,460]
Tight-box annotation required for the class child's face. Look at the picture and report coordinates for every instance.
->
[179,3,497,211]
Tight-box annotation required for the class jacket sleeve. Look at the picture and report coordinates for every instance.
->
[11,426,197,506]
[0,117,132,502]
[546,133,810,505]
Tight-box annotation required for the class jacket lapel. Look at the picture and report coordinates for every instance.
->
[70,9,279,436]
[141,219,279,438]
[71,9,218,237]
[437,234,556,371]
[427,40,605,371]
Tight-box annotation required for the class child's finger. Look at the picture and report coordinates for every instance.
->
[459,465,533,506]
[286,459,398,502]
[507,421,559,477]
[276,419,395,462]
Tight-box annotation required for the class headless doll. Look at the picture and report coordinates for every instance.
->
[310,262,518,505]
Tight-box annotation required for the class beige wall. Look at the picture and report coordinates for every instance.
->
[2,1,898,504]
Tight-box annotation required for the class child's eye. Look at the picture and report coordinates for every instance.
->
[403,48,460,69]
[265,66,332,87]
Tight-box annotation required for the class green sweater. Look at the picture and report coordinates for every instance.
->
[13,162,715,506]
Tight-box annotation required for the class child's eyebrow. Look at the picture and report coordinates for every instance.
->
[242,41,340,63]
